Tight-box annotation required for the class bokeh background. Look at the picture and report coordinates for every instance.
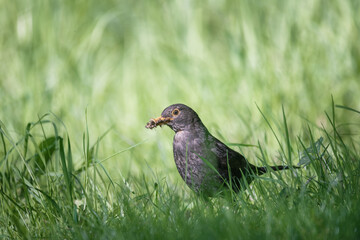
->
[1,0,359,183]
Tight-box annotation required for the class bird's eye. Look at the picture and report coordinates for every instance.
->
[172,109,180,116]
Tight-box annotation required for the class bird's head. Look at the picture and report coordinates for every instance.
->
[145,104,202,132]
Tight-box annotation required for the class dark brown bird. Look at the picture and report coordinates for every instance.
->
[146,104,297,196]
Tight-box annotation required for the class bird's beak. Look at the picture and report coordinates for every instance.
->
[145,116,173,129]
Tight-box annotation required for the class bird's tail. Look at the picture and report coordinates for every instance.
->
[257,165,300,175]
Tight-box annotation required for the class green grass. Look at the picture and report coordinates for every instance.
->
[1,101,359,239]
[1,0,360,239]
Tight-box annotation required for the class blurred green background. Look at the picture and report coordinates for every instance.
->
[1,0,359,182]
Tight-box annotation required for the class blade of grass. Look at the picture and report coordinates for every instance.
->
[282,105,292,165]
[335,105,360,115]
[256,103,286,159]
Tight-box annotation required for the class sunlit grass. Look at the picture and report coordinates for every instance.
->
[1,100,359,239]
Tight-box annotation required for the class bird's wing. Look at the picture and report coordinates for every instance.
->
[209,137,248,178]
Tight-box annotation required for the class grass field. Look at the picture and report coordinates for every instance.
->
[1,0,360,239]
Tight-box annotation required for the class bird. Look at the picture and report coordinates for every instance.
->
[146,103,298,196]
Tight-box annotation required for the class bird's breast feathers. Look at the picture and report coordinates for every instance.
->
[173,131,217,164]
